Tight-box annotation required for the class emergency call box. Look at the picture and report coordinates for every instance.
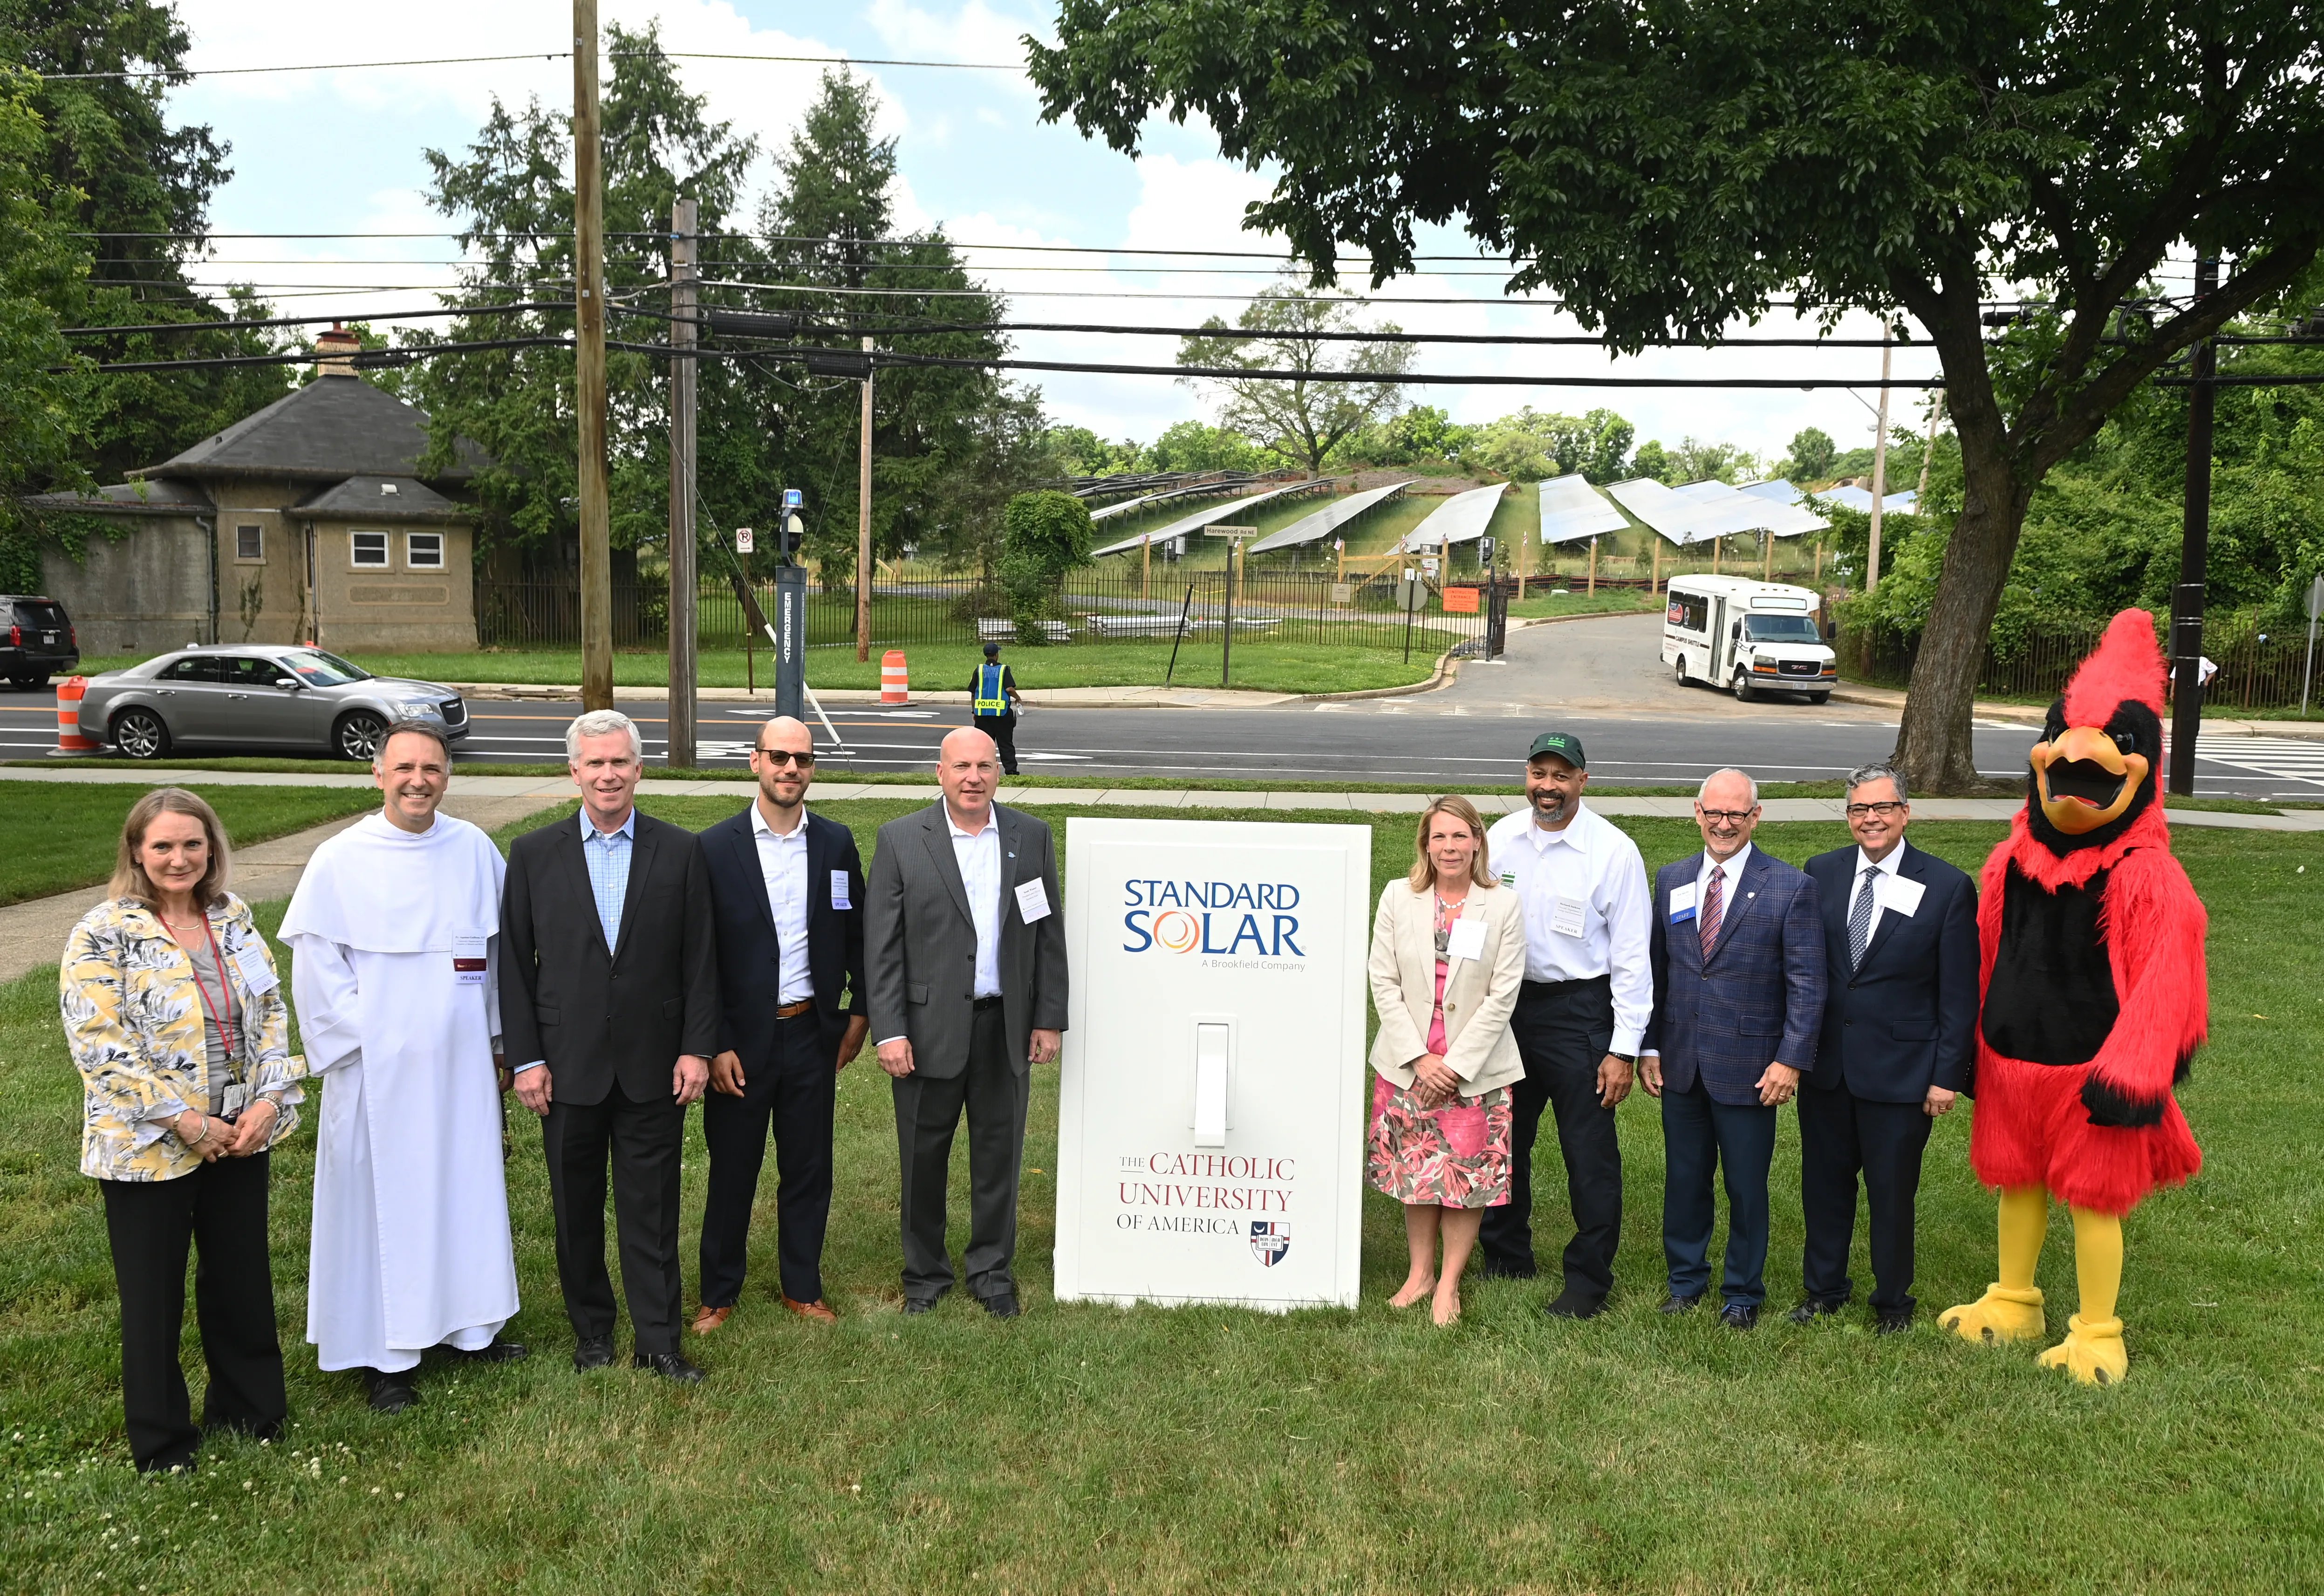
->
[1053,818,1371,1311]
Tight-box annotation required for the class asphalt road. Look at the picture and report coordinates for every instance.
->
[7,614,2321,798]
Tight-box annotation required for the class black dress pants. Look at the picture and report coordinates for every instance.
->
[891,1002,1028,1302]
[545,1081,686,1355]
[700,1012,835,1307]
[100,1154,286,1473]
[976,713,1019,775]
[1798,1080,1934,1314]
[1478,976,1622,1301]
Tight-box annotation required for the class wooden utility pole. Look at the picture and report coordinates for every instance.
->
[573,0,612,712]
[665,195,697,767]
[1916,388,1945,504]
[1650,538,1660,595]
[1866,338,1893,595]
[855,335,874,662]
[1586,536,1598,595]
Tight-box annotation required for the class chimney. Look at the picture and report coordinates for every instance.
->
[314,323,360,378]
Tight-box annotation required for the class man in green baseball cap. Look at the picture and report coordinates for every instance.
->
[1480,726,1654,1318]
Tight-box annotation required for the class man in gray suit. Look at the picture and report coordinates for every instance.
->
[868,726,1068,1318]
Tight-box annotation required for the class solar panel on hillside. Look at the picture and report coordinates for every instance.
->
[1536,473,1628,545]
[1245,479,1414,553]
[1605,477,1730,545]
[1088,480,1330,558]
[1399,483,1505,549]
[1672,479,1827,538]
[1817,485,1919,514]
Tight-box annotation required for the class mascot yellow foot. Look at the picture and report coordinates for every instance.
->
[1940,1283,2046,1344]
[2038,1313,2129,1386]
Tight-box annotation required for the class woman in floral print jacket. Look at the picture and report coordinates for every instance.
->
[61,788,304,1473]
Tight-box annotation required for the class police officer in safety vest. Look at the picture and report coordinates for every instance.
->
[968,642,1021,775]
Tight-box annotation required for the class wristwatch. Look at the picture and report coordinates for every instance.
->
[1609,1052,1637,1064]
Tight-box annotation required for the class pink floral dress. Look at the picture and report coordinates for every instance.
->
[1367,891,1513,1209]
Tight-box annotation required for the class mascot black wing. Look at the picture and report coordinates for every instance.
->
[1940,609,2206,1386]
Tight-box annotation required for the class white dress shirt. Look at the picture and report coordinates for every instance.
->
[1484,802,1653,1054]
[949,805,1004,999]
[1849,839,1909,944]
[751,801,815,1004]
[1695,841,1754,908]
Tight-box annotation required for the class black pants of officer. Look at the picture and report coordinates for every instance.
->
[975,712,1019,774]
[1478,975,1622,1305]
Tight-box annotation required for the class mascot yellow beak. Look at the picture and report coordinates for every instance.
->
[2031,724,2148,834]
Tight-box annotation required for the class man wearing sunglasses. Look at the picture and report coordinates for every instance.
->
[691,718,869,1335]
[1795,762,1977,1334]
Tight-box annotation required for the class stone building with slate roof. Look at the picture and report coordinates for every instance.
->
[30,333,491,653]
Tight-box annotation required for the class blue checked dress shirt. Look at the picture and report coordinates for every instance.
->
[580,806,636,953]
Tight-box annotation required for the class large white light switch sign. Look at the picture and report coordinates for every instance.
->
[1054,818,1371,1310]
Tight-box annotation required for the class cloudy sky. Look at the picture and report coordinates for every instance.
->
[168,0,1946,465]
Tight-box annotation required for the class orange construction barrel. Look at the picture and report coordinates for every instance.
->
[53,676,96,754]
[881,650,909,704]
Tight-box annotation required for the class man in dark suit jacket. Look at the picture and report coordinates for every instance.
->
[867,725,1068,1318]
[1641,768,1825,1329]
[1798,761,1977,1331]
[501,711,719,1382]
[692,716,868,1333]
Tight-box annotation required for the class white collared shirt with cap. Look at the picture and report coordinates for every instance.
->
[1483,801,1654,1055]
[751,800,815,1004]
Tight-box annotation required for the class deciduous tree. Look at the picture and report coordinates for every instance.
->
[1176,278,1414,475]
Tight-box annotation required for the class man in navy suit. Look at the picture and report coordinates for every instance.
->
[1797,761,1977,1332]
[692,716,869,1333]
[1641,768,1825,1329]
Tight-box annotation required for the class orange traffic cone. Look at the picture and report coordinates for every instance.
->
[53,676,96,755]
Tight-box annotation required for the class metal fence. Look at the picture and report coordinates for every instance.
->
[475,567,1494,654]
[1856,616,2320,711]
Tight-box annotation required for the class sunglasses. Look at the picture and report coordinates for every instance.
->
[755,748,815,767]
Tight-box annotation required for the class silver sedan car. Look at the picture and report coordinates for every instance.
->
[80,644,471,761]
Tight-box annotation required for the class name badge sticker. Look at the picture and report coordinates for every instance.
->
[1874,874,1926,918]
[230,936,279,996]
[830,869,853,911]
[1668,882,1698,923]
[453,935,488,986]
[1550,894,1587,938]
[1446,916,1488,962]
[1014,878,1052,925]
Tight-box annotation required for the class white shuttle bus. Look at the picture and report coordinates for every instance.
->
[1659,575,1838,703]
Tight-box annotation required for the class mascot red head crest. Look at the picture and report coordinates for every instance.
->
[2025,609,2168,856]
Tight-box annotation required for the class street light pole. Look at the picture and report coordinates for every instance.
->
[1865,337,1893,595]
[856,336,874,662]
[2168,255,2220,797]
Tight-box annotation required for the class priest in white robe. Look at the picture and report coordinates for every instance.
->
[281,719,525,1412]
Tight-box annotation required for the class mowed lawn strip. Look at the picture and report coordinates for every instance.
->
[0,782,384,907]
[0,801,2317,1591]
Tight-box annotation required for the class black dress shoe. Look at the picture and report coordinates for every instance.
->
[634,1350,706,1384]
[1720,1302,1761,1330]
[1657,1292,1705,1315]
[980,1292,1022,1320]
[458,1338,530,1363]
[1787,1298,1847,1325]
[902,1296,940,1315]
[1876,1308,1914,1335]
[572,1336,616,1371]
[1542,1289,1607,1321]
[363,1368,419,1413]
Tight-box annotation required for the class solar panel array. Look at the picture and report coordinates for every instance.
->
[1245,479,1415,554]
[1088,479,1334,558]
[1606,476,1828,545]
[1399,483,1506,550]
[1815,484,1919,514]
[1536,473,1630,545]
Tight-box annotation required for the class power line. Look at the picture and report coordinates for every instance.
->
[36,49,1020,82]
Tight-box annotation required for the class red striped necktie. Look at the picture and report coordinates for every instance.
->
[1699,864,1726,960]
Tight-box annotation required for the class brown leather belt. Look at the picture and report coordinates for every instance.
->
[776,999,815,1019]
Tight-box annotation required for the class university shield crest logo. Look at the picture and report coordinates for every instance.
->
[1249,1221,1290,1267]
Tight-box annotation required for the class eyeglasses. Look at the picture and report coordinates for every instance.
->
[1697,808,1757,824]
[755,748,815,767]
[1845,801,1905,818]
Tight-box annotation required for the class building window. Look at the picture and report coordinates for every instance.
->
[406,531,444,569]
[235,524,263,561]
[351,530,389,567]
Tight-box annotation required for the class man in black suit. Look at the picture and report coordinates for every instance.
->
[868,726,1068,1317]
[1798,760,1978,1332]
[501,710,719,1382]
[692,716,868,1334]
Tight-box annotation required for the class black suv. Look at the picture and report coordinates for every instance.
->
[2,596,79,688]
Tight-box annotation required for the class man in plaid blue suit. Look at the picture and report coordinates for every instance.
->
[1640,769,1826,1329]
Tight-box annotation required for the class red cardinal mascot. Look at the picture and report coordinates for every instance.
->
[1940,609,2206,1385]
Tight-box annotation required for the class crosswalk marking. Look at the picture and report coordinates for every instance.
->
[2193,735,2324,787]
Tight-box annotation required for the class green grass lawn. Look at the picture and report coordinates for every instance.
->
[0,783,383,908]
[1505,587,1663,621]
[2,802,2317,1589]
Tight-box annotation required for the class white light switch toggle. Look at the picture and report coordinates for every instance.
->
[1193,1023,1230,1148]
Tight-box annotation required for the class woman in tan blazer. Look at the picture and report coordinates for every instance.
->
[1367,795,1527,1325]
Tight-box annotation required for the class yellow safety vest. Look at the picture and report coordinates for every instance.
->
[974,664,1009,716]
